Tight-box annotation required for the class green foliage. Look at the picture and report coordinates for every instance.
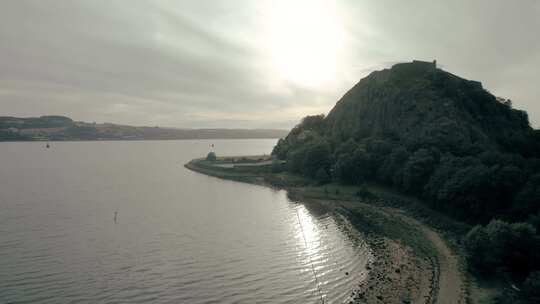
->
[402,148,436,193]
[333,141,373,184]
[206,152,217,161]
[463,225,493,272]
[272,138,289,159]
[0,115,73,129]
[512,174,540,219]
[527,212,540,232]
[282,137,331,180]
[274,61,540,225]
[464,220,539,276]
[271,160,285,173]
[0,130,29,141]
[64,125,99,139]
[365,138,395,168]
[298,114,326,134]
[272,114,326,161]
[356,183,374,198]
[285,148,304,174]
[302,140,331,178]
[269,61,540,300]
[522,272,540,303]
[314,168,331,184]
[376,146,410,186]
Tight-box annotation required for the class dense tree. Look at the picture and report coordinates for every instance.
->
[271,60,540,300]
[302,140,331,178]
[0,130,29,141]
[333,152,357,184]
[315,168,331,184]
[463,225,493,273]
[512,174,540,219]
[365,138,395,168]
[376,146,410,186]
[283,138,332,179]
[402,148,437,193]
[272,60,540,223]
[299,114,326,134]
[464,220,538,276]
[287,148,306,174]
[333,146,372,184]
[333,138,359,158]
[522,272,540,303]
[272,138,288,159]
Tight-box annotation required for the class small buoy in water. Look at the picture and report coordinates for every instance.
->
[345,272,349,276]
[46,143,50,148]
[114,211,118,223]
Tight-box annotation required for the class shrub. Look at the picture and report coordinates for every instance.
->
[356,184,373,199]
[271,161,284,173]
[463,219,538,276]
[206,152,217,161]
[463,225,493,272]
[315,168,330,184]
[302,140,331,178]
[522,271,540,303]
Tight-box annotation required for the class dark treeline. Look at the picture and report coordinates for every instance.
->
[0,115,288,141]
[272,61,540,301]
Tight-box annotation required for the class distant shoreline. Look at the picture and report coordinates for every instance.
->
[0,137,284,143]
[0,115,288,142]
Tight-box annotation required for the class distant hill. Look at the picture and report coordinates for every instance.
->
[273,60,540,223]
[0,116,288,141]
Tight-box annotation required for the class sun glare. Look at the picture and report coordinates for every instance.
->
[294,205,321,257]
[264,0,346,88]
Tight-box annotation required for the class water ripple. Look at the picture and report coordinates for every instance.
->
[0,140,371,304]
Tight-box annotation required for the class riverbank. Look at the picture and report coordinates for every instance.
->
[308,199,439,303]
[185,157,471,303]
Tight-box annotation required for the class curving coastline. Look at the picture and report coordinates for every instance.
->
[185,156,467,304]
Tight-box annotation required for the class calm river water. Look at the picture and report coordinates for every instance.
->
[0,139,370,304]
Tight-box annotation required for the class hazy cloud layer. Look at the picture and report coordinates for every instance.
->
[1,0,539,128]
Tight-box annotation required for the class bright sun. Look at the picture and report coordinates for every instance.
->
[265,0,346,88]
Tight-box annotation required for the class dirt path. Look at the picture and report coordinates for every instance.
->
[327,199,467,304]
[385,207,467,304]
[422,227,466,304]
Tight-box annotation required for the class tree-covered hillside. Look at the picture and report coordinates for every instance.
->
[273,61,540,223]
[273,61,540,298]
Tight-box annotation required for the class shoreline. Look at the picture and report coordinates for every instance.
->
[0,137,282,143]
[185,157,468,303]
[300,198,442,304]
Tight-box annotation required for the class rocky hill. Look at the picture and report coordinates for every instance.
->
[273,60,540,222]
[325,60,535,155]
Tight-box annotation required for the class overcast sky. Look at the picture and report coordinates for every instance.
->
[1,0,539,129]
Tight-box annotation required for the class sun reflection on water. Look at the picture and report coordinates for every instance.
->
[294,205,322,256]
[293,204,327,301]
[291,203,372,303]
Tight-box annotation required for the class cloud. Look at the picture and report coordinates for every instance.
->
[0,0,539,128]
[340,0,540,126]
